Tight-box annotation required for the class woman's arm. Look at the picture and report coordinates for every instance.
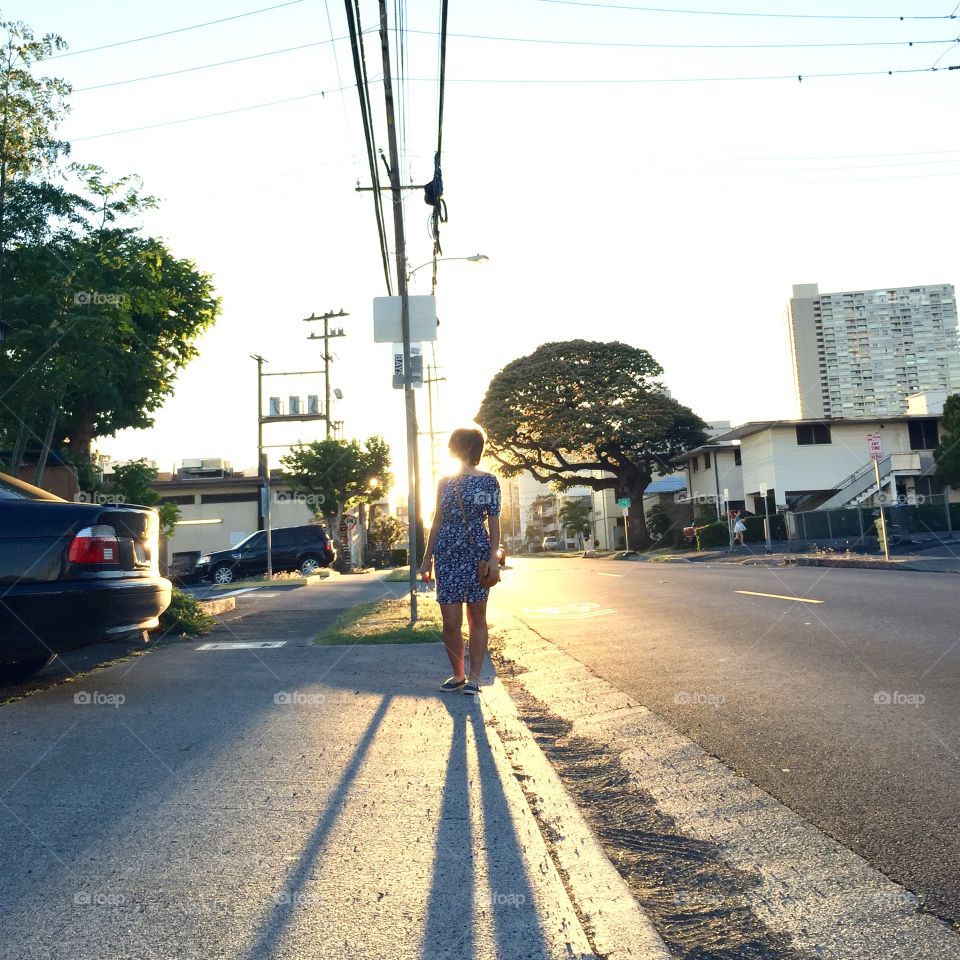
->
[419,482,444,576]
[484,477,502,576]
[486,516,501,571]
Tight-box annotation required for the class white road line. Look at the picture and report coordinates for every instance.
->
[594,572,622,578]
[195,641,287,650]
[736,589,824,605]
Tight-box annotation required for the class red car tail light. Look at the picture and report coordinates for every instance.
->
[325,541,333,552]
[68,525,120,565]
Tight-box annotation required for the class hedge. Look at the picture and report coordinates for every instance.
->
[694,515,786,550]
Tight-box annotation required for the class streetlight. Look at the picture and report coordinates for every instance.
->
[407,253,489,279]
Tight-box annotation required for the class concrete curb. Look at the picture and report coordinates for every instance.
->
[787,556,921,572]
[489,604,960,960]
[482,675,673,960]
[196,596,236,616]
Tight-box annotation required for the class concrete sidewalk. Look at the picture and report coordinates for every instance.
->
[0,599,613,959]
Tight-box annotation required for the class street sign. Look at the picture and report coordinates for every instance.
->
[616,497,631,508]
[342,515,357,528]
[723,487,729,501]
[373,295,438,342]
[759,483,768,497]
[620,506,629,517]
[867,432,883,461]
[392,343,423,389]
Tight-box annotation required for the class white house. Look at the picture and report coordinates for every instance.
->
[675,412,956,516]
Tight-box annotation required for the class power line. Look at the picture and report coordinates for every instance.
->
[66,61,960,142]
[66,27,960,96]
[538,0,960,20]
[51,0,305,59]
[74,38,347,92]
[409,27,960,51]
[343,0,394,294]
[69,86,359,141]
[428,64,959,83]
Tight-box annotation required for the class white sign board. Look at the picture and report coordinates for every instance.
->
[373,295,438,342]
[392,343,423,389]
[759,483,768,497]
[867,432,883,461]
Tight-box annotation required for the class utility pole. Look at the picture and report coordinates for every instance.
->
[304,309,348,438]
[251,354,273,579]
[420,364,446,493]
[253,355,328,579]
[378,0,420,621]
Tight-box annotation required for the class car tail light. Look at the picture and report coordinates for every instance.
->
[68,525,120,565]
[325,541,333,552]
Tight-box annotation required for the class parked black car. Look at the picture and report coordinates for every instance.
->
[0,472,172,681]
[194,524,335,584]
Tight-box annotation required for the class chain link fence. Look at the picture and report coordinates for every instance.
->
[791,495,959,544]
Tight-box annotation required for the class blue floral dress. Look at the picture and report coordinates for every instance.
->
[434,473,501,604]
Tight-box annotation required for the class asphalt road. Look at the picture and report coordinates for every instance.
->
[493,555,960,927]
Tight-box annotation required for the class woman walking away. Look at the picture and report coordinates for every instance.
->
[733,513,747,547]
[419,427,501,696]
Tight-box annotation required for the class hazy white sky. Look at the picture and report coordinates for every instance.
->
[13,0,960,482]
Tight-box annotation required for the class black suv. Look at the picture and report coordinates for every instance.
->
[194,524,335,584]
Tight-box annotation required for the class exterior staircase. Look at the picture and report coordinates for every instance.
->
[815,453,923,511]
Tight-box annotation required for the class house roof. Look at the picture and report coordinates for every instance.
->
[672,441,738,465]
[645,475,686,494]
[710,414,939,444]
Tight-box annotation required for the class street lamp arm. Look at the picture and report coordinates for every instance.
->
[407,254,488,278]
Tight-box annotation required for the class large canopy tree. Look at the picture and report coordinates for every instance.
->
[476,340,707,546]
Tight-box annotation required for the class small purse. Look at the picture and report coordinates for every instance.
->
[453,477,500,589]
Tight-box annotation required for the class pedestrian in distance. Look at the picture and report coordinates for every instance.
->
[733,513,747,547]
[420,427,502,697]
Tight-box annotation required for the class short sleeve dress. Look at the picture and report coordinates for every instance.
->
[433,473,501,605]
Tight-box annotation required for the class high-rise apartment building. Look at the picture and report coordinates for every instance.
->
[787,282,960,418]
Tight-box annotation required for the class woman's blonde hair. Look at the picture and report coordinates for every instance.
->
[448,427,485,466]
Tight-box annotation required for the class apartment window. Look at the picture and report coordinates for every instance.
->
[908,418,940,451]
[201,492,260,504]
[796,423,832,445]
[692,457,699,473]
[733,447,742,466]
[704,452,712,469]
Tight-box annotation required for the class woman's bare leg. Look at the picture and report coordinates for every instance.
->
[465,601,489,684]
[441,603,465,680]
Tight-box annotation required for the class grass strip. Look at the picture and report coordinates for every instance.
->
[315,597,443,645]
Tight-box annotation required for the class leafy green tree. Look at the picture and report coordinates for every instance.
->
[1,169,219,462]
[934,393,960,488]
[558,497,592,545]
[0,18,70,322]
[644,502,673,542]
[281,437,393,538]
[103,458,179,538]
[371,514,407,549]
[477,340,708,547]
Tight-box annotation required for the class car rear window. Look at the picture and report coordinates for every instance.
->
[0,475,50,500]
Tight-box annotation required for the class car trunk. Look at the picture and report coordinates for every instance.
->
[0,502,159,585]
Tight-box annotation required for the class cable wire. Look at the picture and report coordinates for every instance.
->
[52,0,304,59]
[430,0,450,295]
[539,0,960,20]
[409,27,960,51]
[74,38,347,92]
[69,85,360,140]
[344,0,394,294]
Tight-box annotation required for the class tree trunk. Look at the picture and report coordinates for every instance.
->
[620,474,652,549]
